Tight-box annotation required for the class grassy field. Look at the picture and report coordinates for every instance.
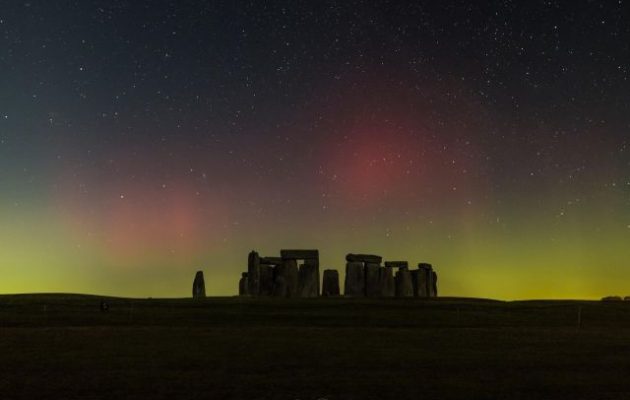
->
[2,295,630,399]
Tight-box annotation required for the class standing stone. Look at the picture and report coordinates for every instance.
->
[365,263,381,297]
[298,262,319,297]
[431,270,438,297]
[259,265,274,296]
[379,266,395,297]
[284,259,299,298]
[344,262,365,296]
[239,273,249,296]
[272,263,288,297]
[411,269,428,297]
[417,263,434,297]
[192,271,206,298]
[247,251,261,296]
[322,270,340,296]
[272,276,287,297]
[395,269,413,297]
[272,259,299,298]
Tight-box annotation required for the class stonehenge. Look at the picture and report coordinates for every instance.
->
[242,249,320,298]
[342,254,435,298]
[239,249,438,299]
[192,271,206,298]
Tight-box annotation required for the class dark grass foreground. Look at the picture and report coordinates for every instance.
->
[2,295,630,399]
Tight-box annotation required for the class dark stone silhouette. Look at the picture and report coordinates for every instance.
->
[272,259,299,297]
[192,271,206,298]
[284,259,299,298]
[395,269,413,297]
[239,273,249,296]
[283,249,320,297]
[411,269,428,297]
[396,263,440,298]
[243,249,320,297]
[272,274,288,297]
[298,261,319,297]
[259,265,274,296]
[272,262,288,297]
[365,262,381,297]
[384,261,409,269]
[346,254,383,264]
[247,251,261,296]
[240,249,437,299]
[322,270,340,296]
[260,257,283,265]
[413,263,436,298]
[344,262,365,296]
[379,266,395,297]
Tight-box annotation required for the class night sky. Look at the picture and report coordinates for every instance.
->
[1,1,629,299]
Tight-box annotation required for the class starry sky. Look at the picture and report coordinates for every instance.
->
[1,1,629,299]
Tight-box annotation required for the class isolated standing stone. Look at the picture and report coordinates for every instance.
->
[379,266,395,297]
[192,271,206,298]
[365,263,381,297]
[322,269,340,296]
[344,262,365,296]
[395,269,413,297]
[298,262,319,297]
[247,251,261,296]
[239,273,249,296]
